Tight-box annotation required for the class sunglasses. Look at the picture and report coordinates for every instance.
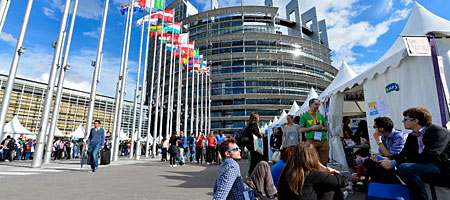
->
[403,117,414,121]
[373,126,377,129]
[227,146,240,152]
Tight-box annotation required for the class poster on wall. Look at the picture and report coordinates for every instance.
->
[368,98,390,116]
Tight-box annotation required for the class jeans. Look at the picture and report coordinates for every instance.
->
[25,152,30,160]
[178,147,185,165]
[161,147,167,161]
[398,163,446,200]
[196,147,203,164]
[206,146,215,163]
[188,146,195,162]
[88,143,101,171]
[15,148,21,160]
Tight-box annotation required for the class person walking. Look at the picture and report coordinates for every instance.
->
[169,132,179,167]
[86,120,105,172]
[196,132,206,164]
[178,131,186,166]
[1,135,14,162]
[247,112,263,175]
[161,135,169,161]
[299,98,329,165]
[206,131,217,165]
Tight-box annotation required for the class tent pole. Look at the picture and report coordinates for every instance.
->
[427,32,449,127]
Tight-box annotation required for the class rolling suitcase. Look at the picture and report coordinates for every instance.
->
[100,149,111,165]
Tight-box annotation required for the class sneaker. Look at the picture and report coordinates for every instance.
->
[173,164,177,167]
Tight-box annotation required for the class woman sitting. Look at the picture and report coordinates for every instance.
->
[277,142,348,200]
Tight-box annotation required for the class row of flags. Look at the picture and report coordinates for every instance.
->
[120,1,210,76]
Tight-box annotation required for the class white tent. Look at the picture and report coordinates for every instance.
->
[276,101,300,125]
[49,125,67,138]
[324,2,450,154]
[272,110,287,126]
[119,129,130,140]
[3,116,33,134]
[295,88,319,116]
[70,124,85,139]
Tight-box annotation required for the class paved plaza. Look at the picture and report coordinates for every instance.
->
[0,157,365,200]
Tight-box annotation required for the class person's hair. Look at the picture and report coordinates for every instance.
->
[219,138,237,159]
[355,120,368,137]
[281,146,294,162]
[249,112,260,126]
[6,135,11,138]
[342,116,350,124]
[277,127,283,134]
[309,98,319,105]
[171,131,177,138]
[403,107,432,126]
[208,131,215,138]
[94,120,101,124]
[294,116,300,124]
[280,143,321,196]
[374,117,394,133]
[219,130,223,134]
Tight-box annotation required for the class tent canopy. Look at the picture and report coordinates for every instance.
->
[320,62,358,101]
[276,101,300,125]
[326,2,450,97]
[71,124,85,138]
[119,129,130,140]
[3,116,32,134]
[295,88,319,116]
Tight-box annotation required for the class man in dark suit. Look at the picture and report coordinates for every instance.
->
[379,107,450,200]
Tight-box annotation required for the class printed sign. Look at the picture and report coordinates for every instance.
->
[403,37,431,56]
[385,83,399,93]
[368,98,390,116]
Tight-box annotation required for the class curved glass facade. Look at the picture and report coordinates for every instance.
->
[182,6,337,133]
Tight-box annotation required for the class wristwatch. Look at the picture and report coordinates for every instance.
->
[377,141,382,145]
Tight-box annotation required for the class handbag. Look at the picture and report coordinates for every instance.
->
[271,150,281,163]
[252,135,264,155]
[367,182,410,200]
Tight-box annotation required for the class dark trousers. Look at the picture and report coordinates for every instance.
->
[189,146,195,162]
[66,147,71,160]
[170,153,177,165]
[4,149,13,162]
[398,163,448,200]
[364,159,400,184]
[249,150,263,175]
[206,146,215,163]
[196,147,203,164]
[161,147,167,161]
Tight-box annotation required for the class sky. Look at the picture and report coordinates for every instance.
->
[0,0,449,101]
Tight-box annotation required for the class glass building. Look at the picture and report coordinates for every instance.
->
[0,74,149,137]
[151,0,337,134]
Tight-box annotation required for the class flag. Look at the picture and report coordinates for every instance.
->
[136,15,159,26]
[151,10,174,22]
[120,1,146,15]
[153,0,164,10]
[178,33,189,44]
[163,22,181,34]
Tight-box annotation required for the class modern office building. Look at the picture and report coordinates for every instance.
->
[0,74,149,137]
[150,0,337,133]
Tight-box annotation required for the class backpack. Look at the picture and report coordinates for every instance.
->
[236,126,251,149]
[7,139,16,150]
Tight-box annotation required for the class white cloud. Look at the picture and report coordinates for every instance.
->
[0,46,138,101]
[82,27,100,38]
[42,7,58,19]
[45,0,104,20]
[401,0,413,6]
[0,32,17,46]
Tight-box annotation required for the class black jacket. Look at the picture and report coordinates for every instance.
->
[392,124,450,181]
[248,122,262,152]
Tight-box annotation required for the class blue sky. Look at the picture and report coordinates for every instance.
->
[0,0,449,100]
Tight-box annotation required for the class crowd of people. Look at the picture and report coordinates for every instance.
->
[211,99,450,200]
[1,135,36,162]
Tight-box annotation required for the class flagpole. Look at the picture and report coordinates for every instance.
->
[196,60,199,136]
[32,0,71,168]
[149,20,160,158]
[43,0,79,165]
[176,34,183,135]
[183,40,188,136]
[84,0,109,159]
[204,67,208,134]
[165,34,175,138]
[0,0,34,142]
[110,0,131,162]
[190,43,195,137]
[157,2,168,151]
[113,0,135,162]
[131,8,146,160]
[0,0,11,34]
[169,45,176,135]
[209,74,211,134]
[144,5,155,158]
[151,31,162,158]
